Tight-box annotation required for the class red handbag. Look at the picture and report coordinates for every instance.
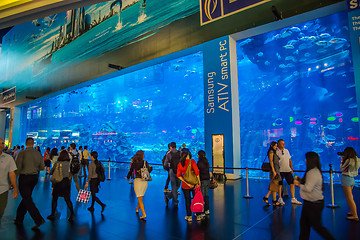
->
[191,187,204,213]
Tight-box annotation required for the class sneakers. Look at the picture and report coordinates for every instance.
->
[291,198,302,205]
[196,214,205,221]
[185,216,192,222]
[205,210,210,215]
[278,198,285,205]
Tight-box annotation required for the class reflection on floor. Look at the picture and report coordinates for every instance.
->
[0,168,359,240]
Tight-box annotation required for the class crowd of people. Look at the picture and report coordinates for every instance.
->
[0,138,105,231]
[263,139,360,239]
[0,137,359,239]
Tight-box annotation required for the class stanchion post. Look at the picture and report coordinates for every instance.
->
[243,167,253,199]
[107,157,112,181]
[326,164,339,208]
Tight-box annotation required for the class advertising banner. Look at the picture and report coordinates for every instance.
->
[200,0,270,25]
[0,87,16,104]
[203,36,234,171]
[347,0,360,127]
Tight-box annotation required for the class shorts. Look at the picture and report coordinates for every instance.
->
[279,172,294,185]
[341,175,355,188]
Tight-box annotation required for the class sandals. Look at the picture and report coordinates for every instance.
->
[262,197,270,205]
[346,216,359,222]
[272,200,281,206]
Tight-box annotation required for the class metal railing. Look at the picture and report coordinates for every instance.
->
[99,159,346,209]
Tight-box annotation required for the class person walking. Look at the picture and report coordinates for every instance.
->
[81,146,90,177]
[164,142,181,208]
[277,139,302,205]
[85,151,106,214]
[50,148,59,166]
[44,147,51,175]
[263,141,282,206]
[294,152,335,240]
[69,143,80,191]
[196,150,210,221]
[14,137,45,231]
[177,151,200,222]
[340,147,360,222]
[0,138,18,224]
[162,143,171,192]
[127,150,152,220]
[47,150,75,222]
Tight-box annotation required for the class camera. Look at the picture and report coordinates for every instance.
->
[337,152,344,156]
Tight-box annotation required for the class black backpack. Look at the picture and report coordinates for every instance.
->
[162,154,169,171]
[70,152,80,174]
[170,151,181,172]
[95,160,105,182]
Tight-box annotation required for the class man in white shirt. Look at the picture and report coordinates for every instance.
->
[276,139,302,205]
[0,138,18,224]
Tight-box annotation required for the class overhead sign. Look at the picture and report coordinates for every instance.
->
[0,87,16,104]
[200,0,270,25]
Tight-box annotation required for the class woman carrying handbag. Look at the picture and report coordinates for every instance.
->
[47,150,75,222]
[127,150,152,220]
[177,151,200,222]
[263,141,282,206]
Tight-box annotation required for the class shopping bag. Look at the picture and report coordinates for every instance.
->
[77,188,91,203]
[191,187,204,213]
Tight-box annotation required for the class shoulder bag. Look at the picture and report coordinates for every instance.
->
[184,160,198,185]
[141,161,152,181]
[50,163,63,183]
[261,155,271,172]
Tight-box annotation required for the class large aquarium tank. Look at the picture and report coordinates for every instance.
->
[20,52,204,163]
[237,11,359,178]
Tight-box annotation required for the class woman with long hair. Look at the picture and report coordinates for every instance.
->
[47,150,75,222]
[340,147,360,221]
[177,151,200,222]
[85,151,106,214]
[44,147,51,174]
[49,148,59,166]
[294,152,335,240]
[196,150,210,221]
[263,141,282,206]
[127,150,152,220]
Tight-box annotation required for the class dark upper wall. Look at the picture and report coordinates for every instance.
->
[3,0,343,108]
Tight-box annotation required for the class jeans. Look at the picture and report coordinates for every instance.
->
[70,173,80,191]
[182,188,195,216]
[164,171,170,189]
[16,174,44,224]
[299,200,335,240]
[201,180,210,212]
[166,169,181,203]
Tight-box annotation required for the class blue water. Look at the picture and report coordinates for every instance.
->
[237,11,359,179]
[0,0,199,91]
[20,52,205,162]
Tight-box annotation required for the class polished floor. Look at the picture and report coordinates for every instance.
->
[0,167,359,240]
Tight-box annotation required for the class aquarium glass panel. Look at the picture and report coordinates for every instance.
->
[237,11,359,177]
[20,52,204,162]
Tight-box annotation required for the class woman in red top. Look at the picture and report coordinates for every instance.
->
[177,151,200,222]
[44,147,51,175]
